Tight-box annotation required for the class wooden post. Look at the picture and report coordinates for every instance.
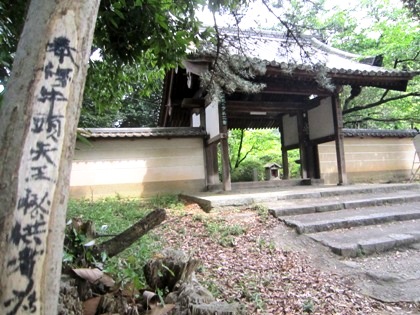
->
[219,95,231,191]
[297,111,308,179]
[220,135,232,191]
[202,105,219,187]
[205,142,219,186]
[0,1,100,314]
[279,127,289,179]
[332,92,348,185]
[281,148,289,179]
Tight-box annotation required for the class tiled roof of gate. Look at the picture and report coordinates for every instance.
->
[342,128,419,138]
[193,30,418,78]
[78,127,208,139]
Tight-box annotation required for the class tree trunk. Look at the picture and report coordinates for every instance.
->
[0,1,100,314]
[93,208,167,258]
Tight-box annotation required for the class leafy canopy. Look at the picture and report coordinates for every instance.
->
[0,0,216,117]
[304,0,420,129]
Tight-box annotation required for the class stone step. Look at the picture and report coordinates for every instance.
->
[268,191,420,217]
[180,183,420,211]
[308,219,420,257]
[273,183,419,201]
[279,202,420,234]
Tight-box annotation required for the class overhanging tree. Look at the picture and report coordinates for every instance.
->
[0,0,250,313]
[315,0,420,129]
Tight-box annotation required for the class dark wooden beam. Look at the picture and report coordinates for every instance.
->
[227,113,283,119]
[261,84,332,96]
[226,99,319,112]
[181,98,205,108]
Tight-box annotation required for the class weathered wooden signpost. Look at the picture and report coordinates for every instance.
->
[0,1,100,314]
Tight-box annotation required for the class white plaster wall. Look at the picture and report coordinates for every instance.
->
[192,113,201,127]
[205,100,220,138]
[283,114,299,147]
[319,137,416,183]
[308,97,334,140]
[70,137,206,198]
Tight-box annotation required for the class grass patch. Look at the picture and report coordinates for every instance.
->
[204,218,246,247]
[250,204,270,223]
[66,194,182,288]
[200,279,222,298]
[148,194,184,210]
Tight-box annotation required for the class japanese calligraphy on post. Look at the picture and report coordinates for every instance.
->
[3,35,77,314]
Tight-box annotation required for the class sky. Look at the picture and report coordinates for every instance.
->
[196,1,280,29]
[196,0,404,31]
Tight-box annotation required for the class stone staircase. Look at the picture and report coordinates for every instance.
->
[266,184,420,257]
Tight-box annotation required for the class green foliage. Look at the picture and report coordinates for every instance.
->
[231,159,265,182]
[95,0,207,67]
[238,276,267,311]
[148,194,184,210]
[256,237,276,253]
[227,129,302,181]
[287,149,301,178]
[67,196,149,232]
[0,0,231,126]
[63,221,99,268]
[0,1,28,86]
[402,0,420,20]
[267,0,419,129]
[79,49,166,127]
[79,81,162,128]
[274,0,326,34]
[200,279,222,298]
[251,204,270,223]
[204,218,246,247]
[66,195,173,289]
[198,44,267,103]
[302,298,315,313]
[229,129,281,169]
[314,0,420,129]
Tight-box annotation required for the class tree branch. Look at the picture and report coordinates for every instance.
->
[380,89,390,101]
[395,51,420,66]
[93,208,166,258]
[343,92,420,115]
[345,116,420,125]
[237,144,255,167]
[234,129,245,169]
[261,0,311,60]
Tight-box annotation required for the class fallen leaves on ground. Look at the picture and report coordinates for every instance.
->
[154,204,392,315]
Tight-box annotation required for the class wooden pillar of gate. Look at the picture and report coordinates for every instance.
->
[297,111,309,179]
[219,95,231,191]
[279,125,289,179]
[206,142,219,186]
[220,133,231,191]
[332,91,348,185]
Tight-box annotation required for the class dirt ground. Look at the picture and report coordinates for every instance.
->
[156,204,420,314]
[269,220,420,314]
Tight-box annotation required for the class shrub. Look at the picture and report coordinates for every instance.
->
[231,159,265,182]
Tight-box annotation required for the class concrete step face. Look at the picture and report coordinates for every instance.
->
[308,219,420,258]
[264,184,420,257]
[181,183,420,211]
[280,202,420,234]
[268,191,420,218]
